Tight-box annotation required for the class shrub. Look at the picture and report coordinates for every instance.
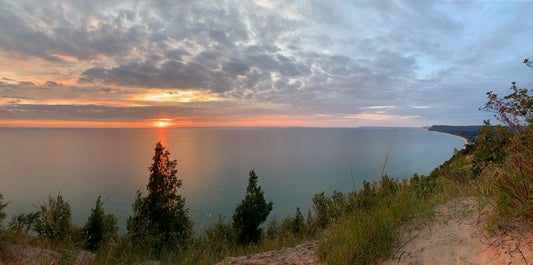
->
[8,212,39,233]
[479,65,533,219]
[0,194,7,230]
[265,216,279,240]
[85,196,118,250]
[291,207,304,235]
[204,215,235,250]
[34,193,72,240]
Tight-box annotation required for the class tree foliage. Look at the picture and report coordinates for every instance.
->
[127,141,192,250]
[0,194,7,230]
[85,196,118,250]
[232,170,273,245]
[479,59,533,220]
[481,81,533,130]
[8,212,39,233]
[472,120,510,175]
[34,193,71,240]
[291,207,304,234]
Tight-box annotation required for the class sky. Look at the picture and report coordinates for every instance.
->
[0,0,532,128]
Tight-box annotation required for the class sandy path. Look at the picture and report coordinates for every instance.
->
[381,197,533,265]
[0,242,94,265]
[215,241,321,265]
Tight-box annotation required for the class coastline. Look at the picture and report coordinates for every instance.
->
[443,132,469,145]
[421,127,469,147]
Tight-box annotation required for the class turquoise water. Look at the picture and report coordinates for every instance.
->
[0,127,464,234]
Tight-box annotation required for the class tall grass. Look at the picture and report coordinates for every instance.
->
[316,146,475,265]
[316,177,433,264]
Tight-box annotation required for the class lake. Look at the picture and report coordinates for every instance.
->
[0,127,464,234]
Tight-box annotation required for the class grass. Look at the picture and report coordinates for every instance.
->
[316,179,437,264]
[315,145,480,265]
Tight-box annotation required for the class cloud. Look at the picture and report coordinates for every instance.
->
[0,0,531,126]
[345,114,421,121]
[45,81,62,87]
[362,106,396,110]
[17,81,35,86]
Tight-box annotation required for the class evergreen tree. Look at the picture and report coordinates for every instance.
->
[232,170,273,245]
[85,196,118,250]
[292,207,304,234]
[127,141,192,249]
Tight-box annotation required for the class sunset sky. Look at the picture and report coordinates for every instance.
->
[1,0,532,128]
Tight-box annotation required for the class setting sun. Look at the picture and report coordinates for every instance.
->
[154,119,172,128]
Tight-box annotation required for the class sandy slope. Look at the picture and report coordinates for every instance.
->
[0,242,94,265]
[215,241,321,265]
[381,197,533,265]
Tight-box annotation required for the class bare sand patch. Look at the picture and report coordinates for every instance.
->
[381,196,533,265]
[0,242,94,265]
[215,241,321,265]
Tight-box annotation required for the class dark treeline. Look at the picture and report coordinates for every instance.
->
[428,125,482,143]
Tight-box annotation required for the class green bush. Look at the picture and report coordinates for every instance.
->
[291,207,304,235]
[317,175,434,265]
[8,212,39,233]
[34,193,72,241]
[85,196,118,250]
[479,69,533,220]
[0,194,7,230]
[204,215,235,251]
[265,216,279,240]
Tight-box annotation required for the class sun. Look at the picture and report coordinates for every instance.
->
[153,119,172,128]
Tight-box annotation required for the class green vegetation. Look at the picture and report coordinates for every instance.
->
[0,194,7,230]
[479,76,533,220]
[85,196,118,250]
[428,125,482,143]
[232,170,273,245]
[127,141,192,254]
[34,193,72,241]
[0,60,531,264]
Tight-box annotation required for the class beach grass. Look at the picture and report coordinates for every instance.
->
[316,145,478,265]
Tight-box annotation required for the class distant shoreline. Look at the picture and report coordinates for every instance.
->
[441,132,469,145]
[421,127,469,146]
[423,125,481,145]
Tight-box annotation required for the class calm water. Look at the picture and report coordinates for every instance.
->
[0,127,464,234]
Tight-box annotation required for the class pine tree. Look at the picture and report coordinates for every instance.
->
[127,141,192,249]
[85,196,118,250]
[232,170,273,245]
[292,207,304,234]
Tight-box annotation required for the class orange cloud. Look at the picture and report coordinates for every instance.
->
[129,90,221,103]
